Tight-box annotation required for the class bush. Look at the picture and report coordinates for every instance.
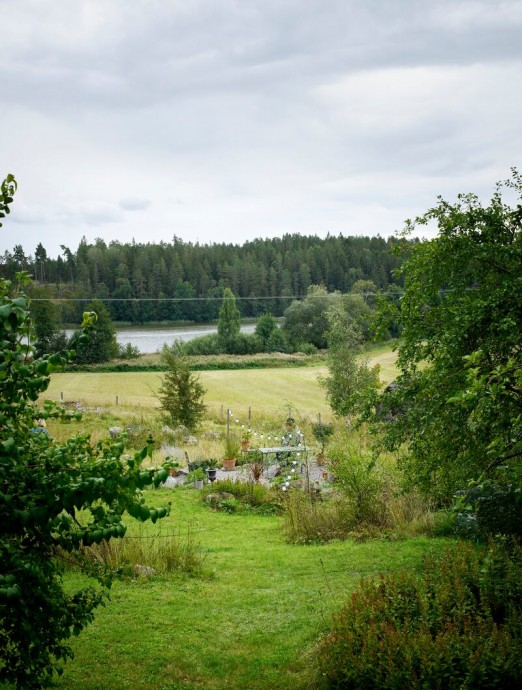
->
[327,434,391,527]
[454,473,522,540]
[313,541,522,689]
[201,479,282,513]
[183,333,224,356]
[281,490,355,544]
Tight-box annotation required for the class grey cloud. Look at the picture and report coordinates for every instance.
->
[119,198,151,211]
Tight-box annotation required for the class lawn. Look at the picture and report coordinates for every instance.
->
[54,488,452,690]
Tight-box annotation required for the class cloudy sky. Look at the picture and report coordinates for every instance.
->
[1,0,521,258]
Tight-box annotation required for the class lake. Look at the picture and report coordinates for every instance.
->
[67,323,256,353]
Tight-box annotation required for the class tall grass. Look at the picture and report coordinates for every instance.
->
[62,522,206,578]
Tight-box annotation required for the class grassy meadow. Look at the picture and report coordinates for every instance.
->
[53,489,452,690]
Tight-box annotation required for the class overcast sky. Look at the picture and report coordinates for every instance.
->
[1,0,521,258]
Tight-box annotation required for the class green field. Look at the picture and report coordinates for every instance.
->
[53,489,450,690]
[44,346,397,422]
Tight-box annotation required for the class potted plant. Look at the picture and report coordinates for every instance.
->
[186,467,205,489]
[205,458,219,483]
[222,435,241,471]
[240,428,252,451]
[311,422,334,465]
[248,449,265,483]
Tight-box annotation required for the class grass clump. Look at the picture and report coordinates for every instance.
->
[66,523,206,578]
[311,540,522,689]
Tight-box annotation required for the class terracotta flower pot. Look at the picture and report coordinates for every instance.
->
[222,458,237,471]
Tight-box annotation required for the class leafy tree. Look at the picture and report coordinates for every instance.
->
[320,298,380,418]
[217,287,241,353]
[369,170,522,506]
[0,174,172,689]
[254,312,278,349]
[69,299,118,363]
[158,346,207,430]
[266,327,291,353]
[281,284,340,349]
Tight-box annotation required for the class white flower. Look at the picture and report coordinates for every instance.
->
[282,486,287,492]
[287,475,291,480]
[291,468,295,474]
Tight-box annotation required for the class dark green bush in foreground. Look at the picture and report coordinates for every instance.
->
[314,541,522,689]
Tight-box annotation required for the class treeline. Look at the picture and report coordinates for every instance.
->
[0,233,407,324]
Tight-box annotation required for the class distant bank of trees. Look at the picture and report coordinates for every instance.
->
[0,233,408,324]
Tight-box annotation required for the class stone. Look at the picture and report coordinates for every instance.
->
[133,564,156,577]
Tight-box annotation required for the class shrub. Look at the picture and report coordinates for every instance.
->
[328,434,391,527]
[312,541,522,689]
[201,479,282,513]
[183,333,224,356]
[281,490,355,544]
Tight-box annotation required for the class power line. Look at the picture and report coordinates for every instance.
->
[30,292,401,303]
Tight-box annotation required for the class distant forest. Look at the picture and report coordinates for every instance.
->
[1,234,408,324]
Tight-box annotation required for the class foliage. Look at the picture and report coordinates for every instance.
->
[186,468,206,483]
[65,522,204,577]
[29,286,68,357]
[116,342,140,359]
[453,470,522,540]
[0,212,172,688]
[313,541,522,689]
[182,332,224,356]
[281,284,339,349]
[0,173,16,227]
[266,327,292,353]
[69,299,118,364]
[320,298,380,418]
[281,490,355,544]
[254,312,278,347]
[217,287,241,352]
[327,432,393,527]
[0,233,405,324]
[201,478,281,513]
[158,345,207,431]
[369,170,522,505]
[311,421,334,454]
[223,434,241,459]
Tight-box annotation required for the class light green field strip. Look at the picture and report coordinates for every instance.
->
[44,367,330,419]
[43,348,397,420]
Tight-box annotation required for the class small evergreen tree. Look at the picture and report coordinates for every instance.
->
[158,346,207,430]
[217,287,241,352]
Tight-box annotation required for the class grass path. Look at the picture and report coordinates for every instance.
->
[55,489,451,690]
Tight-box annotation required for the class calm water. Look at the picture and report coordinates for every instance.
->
[66,323,256,353]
